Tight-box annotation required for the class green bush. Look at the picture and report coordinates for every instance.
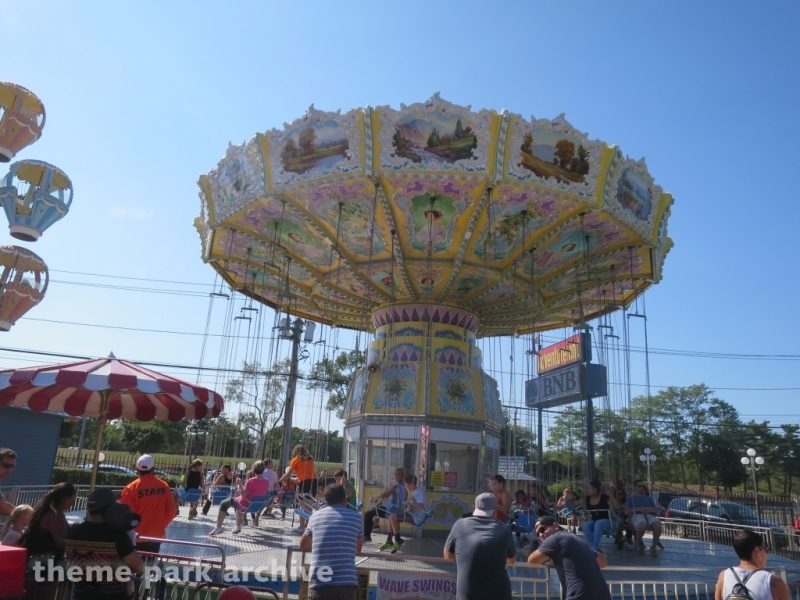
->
[51,468,178,488]
[547,480,583,500]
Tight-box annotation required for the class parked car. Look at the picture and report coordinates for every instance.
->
[79,464,137,476]
[665,497,788,548]
[652,491,684,517]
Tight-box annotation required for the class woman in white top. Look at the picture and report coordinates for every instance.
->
[715,530,789,600]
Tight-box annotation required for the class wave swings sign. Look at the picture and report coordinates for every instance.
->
[377,572,457,599]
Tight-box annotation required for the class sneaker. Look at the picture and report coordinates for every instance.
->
[292,526,306,534]
[232,526,242,534]
[209,527,224,536]
[188,510,197,520]
[379,542,393,551]
[391,541,403,554]
[252,516,259,527]
[364,536,372,542]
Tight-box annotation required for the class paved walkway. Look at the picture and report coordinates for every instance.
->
[159,507,800,587]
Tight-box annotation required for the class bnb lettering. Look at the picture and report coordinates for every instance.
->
[541,369,577,397]
[138,487,166,498]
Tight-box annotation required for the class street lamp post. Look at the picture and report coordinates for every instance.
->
[740,448,765,527]
[639,447,657,492]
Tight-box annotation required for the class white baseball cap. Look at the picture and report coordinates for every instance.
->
[136,455,155,471]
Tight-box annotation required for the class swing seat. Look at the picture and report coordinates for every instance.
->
[178,488,203,504]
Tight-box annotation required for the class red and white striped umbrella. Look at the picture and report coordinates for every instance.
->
[0,356,224,421]
[0,355,224,489]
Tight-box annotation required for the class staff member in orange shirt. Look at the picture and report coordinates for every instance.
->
[121,455,175,553]
[279,445,317,532]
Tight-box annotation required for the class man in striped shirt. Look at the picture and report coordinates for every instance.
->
[299,483,364,600]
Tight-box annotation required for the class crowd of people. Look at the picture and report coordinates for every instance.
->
[0,445,789,600]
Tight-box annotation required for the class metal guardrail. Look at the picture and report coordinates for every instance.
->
[3,484,126,512]
[23,533,800,600]
[658,517,800,561]
[284,546,800,600]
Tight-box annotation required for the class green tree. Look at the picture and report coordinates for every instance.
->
[225,359,290,458]
[427,128,440,148]
[547,406,586,480]
[306,349,365,418]
[521,132,533,155]
[454,118,464,138]
[499,421,537,459]
[298,128,316,154]
[554,139,576,167]
[117,420,186,455]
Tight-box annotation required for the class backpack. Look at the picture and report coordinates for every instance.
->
[726,568,760,600]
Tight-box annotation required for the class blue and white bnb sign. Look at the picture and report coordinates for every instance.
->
[525,333,608,409]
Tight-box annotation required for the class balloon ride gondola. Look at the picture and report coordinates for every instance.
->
[196,94,673,525]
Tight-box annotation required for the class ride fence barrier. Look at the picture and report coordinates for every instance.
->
[54,452,195,475]
[658,517,800,561]
[22,531,800,600]
[3,484,126,513]
[284,546,800,600]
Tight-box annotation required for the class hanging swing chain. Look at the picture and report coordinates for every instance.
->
[627,246,638,314]
[425,194,437,304]
[365,182,380,305]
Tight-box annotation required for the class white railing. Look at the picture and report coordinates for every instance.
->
[3,484,125,512]
[659,517,797,558]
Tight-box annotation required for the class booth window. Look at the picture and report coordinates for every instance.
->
[365,440,386,487]
[428,442,478,493]
[390,442,417,477]
[481,445,498,493]
[347,441,358,485]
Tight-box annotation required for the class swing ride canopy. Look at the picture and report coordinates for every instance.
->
[195,94,673,336]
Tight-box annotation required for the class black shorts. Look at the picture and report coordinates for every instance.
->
[298,479,318,496]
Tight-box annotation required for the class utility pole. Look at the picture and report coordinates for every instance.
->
[586,398,595,478]
[537,407,543,481]
[280,317,304,471]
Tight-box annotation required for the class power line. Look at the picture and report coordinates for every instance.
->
[499,403,800,430]
[50,279,210,298]
[50,269,212,287]
[22,314,800,363]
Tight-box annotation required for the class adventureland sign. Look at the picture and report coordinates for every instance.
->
[536,333,588,373]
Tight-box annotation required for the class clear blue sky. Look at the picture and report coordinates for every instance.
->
[2,1,798,431]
